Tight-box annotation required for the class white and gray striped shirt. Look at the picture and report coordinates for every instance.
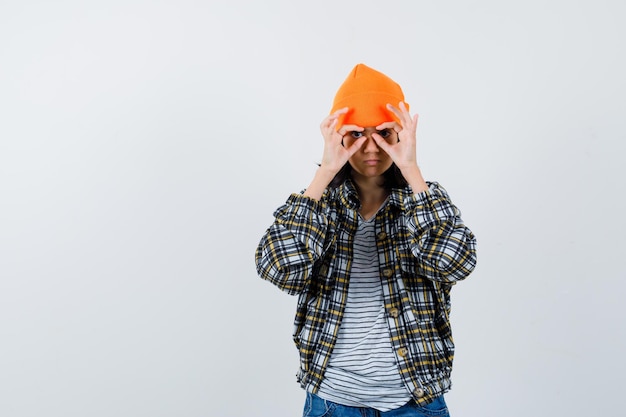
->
[316,208,412,412]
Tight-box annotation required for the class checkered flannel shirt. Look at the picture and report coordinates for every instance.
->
[255,180,477,405]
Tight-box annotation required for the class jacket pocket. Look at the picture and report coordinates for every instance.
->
[415,319,452,372]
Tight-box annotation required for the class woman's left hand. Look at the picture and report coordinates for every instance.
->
[372,102,428,193]
[371,102,419,172]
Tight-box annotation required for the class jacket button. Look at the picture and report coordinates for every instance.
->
[377,232,387,240]
[389,308,400,318]
[383,268,393,277]
[398,347,408,357]
[413,388,425,398]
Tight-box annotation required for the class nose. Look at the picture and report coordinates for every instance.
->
[363,134,380,153]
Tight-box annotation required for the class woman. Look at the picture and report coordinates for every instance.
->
[255,64,477,416]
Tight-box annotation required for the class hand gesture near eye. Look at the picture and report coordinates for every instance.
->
[318,107,366,174]
[303,108,366,200]
[372,102,428,193]
[370,102,418,170]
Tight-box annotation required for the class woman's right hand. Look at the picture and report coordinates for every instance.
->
[319,107,366,176]
[303,108,365,200]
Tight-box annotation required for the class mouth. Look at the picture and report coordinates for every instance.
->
[364,160,380,166]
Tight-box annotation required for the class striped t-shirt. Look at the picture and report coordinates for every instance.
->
[315,208,412,411]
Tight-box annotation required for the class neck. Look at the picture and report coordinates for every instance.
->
[351,172,388,205]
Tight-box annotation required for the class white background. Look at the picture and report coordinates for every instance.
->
[1,1,625,416]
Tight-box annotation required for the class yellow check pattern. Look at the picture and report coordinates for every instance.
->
[255,180,477,406]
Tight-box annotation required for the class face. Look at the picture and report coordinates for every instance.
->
[343,126,397,179]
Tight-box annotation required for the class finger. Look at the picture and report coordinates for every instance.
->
[332,106,350,116]
[329,117,338,132]
[371,133,394,155]
[399,102,419,126]
[403,113,419,133]
[375,121,401,132]
[345,136,367,155]
[386,103,411,127]
[398,102,413,119]
[337,124,364,136]
[321,116,337,130]
[326,107,349,127]
[322,107,349,126]
[386,103,402,118]
[321,117,337,135]
[390,103,419,129]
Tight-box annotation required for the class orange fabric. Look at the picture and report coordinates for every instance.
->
[331,64,408,129]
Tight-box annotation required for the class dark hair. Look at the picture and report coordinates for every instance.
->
[327,163,408,190]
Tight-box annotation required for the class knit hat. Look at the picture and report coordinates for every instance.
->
[331,63,408,128]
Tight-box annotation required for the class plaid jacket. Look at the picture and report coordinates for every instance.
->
[255,180,477,405]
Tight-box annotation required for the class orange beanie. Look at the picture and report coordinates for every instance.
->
[331,63,408,128]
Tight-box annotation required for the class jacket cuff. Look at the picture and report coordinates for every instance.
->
[274,193,324,218]
[403,183,459,233]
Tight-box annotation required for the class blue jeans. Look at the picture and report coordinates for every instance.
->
[302,392,450,417]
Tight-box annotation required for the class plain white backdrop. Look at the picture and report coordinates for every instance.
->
[1,1,625,416]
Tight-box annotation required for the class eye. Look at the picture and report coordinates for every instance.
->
[378,129,391,138]
[350,131,363,139]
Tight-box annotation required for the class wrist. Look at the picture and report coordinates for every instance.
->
[303,166,338,201]
[315,165,339,183]
[400,164,428,193]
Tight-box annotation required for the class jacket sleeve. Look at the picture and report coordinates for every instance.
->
[404,182,477,283]
[255,193,331,295]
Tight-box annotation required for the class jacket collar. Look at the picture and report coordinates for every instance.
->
[337,179,412,212]
[338,179,361,210]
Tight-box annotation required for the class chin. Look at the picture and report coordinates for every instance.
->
[355,167,389,178]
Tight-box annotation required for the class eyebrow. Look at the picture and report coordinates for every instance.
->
[355,127,392,132]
